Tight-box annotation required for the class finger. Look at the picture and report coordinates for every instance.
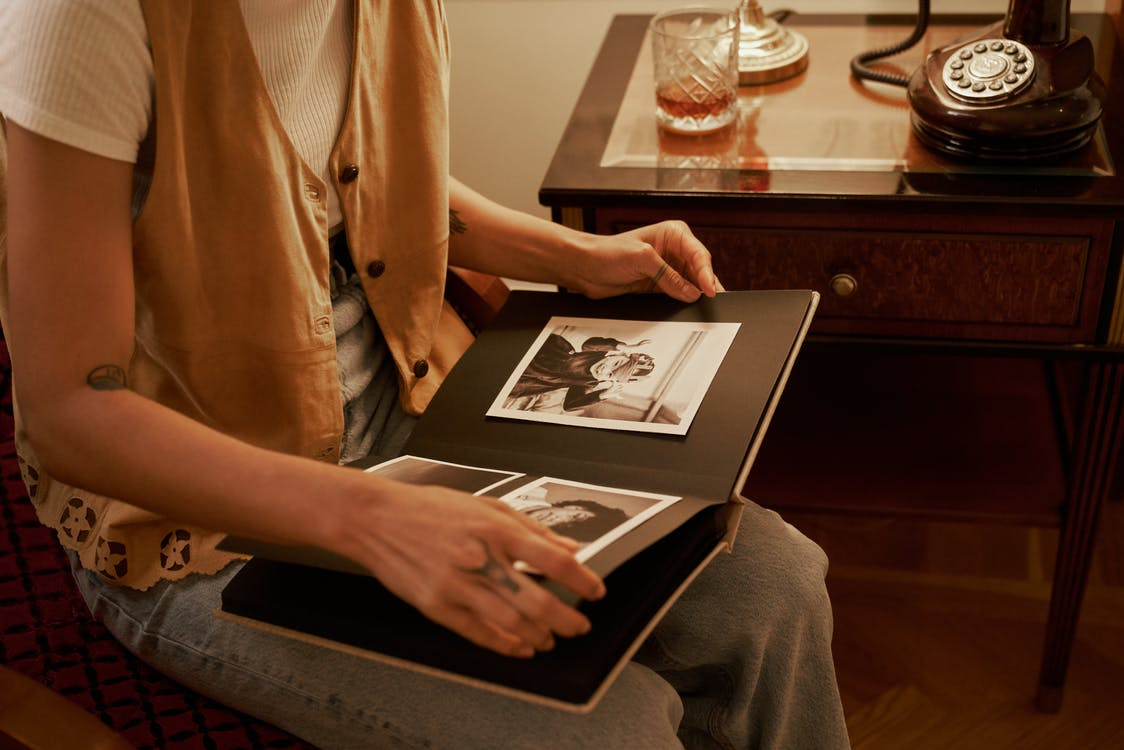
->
[647,260,669,291]
[491,519,606,610]
[698,264,721,297]
[478,495,582,551]
[526,520,584,551]
[434,603,537,658]
[461,570,564,649]
[388,531,550,658]
[505,530,606,605]
[678,238,719,298]
[460,543,592,641]
[490,571,593,641]
[648,256,701,302]
[658,222,719,298]
[470,590,557,653]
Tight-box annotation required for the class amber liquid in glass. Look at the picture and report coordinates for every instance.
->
[655,81,737,133]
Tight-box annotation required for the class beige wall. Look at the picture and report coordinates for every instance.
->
[446,0,1110,219]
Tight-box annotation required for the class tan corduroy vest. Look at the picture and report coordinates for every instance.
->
[0,0,473,589]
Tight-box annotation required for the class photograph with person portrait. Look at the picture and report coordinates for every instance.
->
[364,455,522,496]
[487,316,740,435]
[498,476,680,562]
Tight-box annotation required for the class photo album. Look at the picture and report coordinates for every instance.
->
[218,288,818,712]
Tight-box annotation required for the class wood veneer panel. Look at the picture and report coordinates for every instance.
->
[702,227,1090,328]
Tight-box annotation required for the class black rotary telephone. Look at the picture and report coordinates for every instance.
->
[851,0,1105,161]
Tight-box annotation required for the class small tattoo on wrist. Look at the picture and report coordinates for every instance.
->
[449,209,468,235]
[87,364,127,390]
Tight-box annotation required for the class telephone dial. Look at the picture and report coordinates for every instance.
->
[939,38,1035,102]
[851,0,1105,161]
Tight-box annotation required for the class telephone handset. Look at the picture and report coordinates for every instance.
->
[851,0,1105,161]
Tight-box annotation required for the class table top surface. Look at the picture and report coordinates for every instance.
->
[540,13,1124,207]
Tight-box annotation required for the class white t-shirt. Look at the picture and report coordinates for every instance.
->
[0,0,353,228]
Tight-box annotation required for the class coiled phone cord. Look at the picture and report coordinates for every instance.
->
[849,0,931,87]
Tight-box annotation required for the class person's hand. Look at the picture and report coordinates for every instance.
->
[572,220,724,302]
[346,480,606,658]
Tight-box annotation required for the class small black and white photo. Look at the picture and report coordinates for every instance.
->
[498,477,680,562]
[364,455,522,495]
[487,316,740,435]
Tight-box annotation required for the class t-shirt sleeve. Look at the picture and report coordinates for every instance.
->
[0,0,152,163]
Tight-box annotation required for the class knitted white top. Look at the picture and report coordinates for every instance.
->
[0,0,353,228]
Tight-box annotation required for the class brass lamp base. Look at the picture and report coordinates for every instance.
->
[738,1,809,85]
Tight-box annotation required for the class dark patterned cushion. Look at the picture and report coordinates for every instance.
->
[0,332,317,749]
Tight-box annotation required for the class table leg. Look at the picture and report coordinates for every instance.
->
[1036,361,1124,712]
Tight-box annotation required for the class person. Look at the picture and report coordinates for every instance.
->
[0,2,850,748]
[507,333,657,412]
[501,485,633,545]
[525,499,630,544]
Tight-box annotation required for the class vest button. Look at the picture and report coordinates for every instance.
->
[339,164,360,184]
[412,359,429,378]
[366,260,386,278]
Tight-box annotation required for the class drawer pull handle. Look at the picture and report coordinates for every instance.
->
[829,273,858,298]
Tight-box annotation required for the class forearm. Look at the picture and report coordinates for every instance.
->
[447,178,718,302]
[447,177,591,289]
[23,382,604,655]
[24,385,364,555]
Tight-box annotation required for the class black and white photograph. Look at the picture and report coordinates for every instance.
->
[364,455,522,496]
[498,477,680,562]
[486,316,741,435]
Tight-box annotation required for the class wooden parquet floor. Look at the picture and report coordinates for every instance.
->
[787,498,1124,750]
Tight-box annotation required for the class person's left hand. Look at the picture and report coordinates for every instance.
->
[571,220,724,302]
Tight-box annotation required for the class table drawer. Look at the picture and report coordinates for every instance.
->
[692,225,1107,343]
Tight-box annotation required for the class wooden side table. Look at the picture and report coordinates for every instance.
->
[539,13,1124,711]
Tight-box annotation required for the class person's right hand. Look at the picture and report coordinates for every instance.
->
[339,478,606,658]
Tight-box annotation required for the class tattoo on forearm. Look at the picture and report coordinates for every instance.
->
[449,209,468,235]
[462,537,520,594]
[87,365,127,391]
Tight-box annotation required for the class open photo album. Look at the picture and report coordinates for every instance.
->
[218,288,818,712]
